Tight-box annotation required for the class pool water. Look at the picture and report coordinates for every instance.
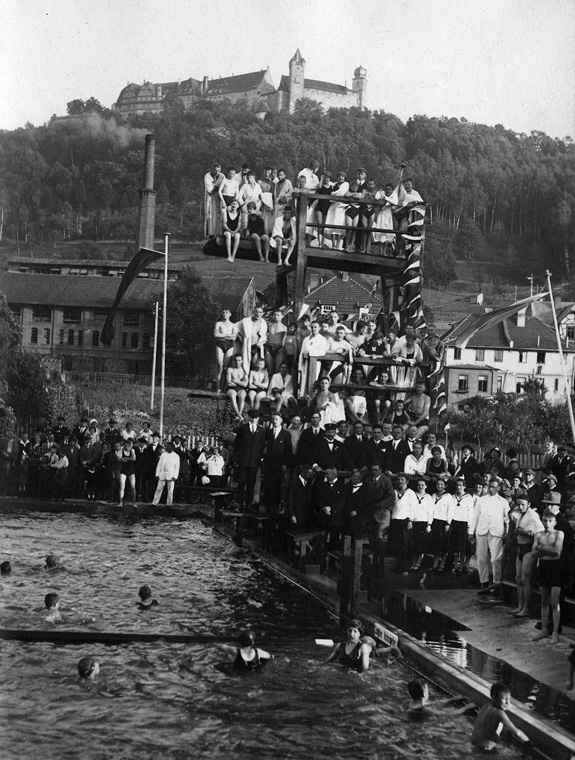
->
[0,513,526,760]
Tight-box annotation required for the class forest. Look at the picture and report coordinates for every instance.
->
[1,97,574,286]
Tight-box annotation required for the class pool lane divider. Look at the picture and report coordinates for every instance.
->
[0,629,246,645]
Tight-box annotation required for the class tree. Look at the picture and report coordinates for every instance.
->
[0,291,21,378]
[165,268,219,375]
[67,99,86,115]
[5,350,49,426]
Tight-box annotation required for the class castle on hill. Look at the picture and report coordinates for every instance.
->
[113,50,367,117]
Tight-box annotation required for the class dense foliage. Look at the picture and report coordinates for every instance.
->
[1,100,574,285]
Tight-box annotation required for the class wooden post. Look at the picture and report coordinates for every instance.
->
[294,190,309,322]
[340,535,353,625]
[351,538,363,618]
[276,269,288,307]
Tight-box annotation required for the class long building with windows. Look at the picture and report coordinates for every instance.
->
[0,269,255,378]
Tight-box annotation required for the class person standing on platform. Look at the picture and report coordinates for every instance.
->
[203,162,225,237]
[233,409,266,513]
[152,441,180,507]
[263,413,292,516]
[468,478,509,594]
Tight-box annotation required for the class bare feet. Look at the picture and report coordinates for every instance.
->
[532,631,549,641]
[514,610,529,618]
[509,608,522,615]
[551,634,560,644]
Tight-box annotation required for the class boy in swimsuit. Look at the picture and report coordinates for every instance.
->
[471,682,529,752]
[214,309,238,389]
[44,592,61,623]
[217,630,273,671]
[265,310,287,375]
[327,619,371,672]
[226,354,248,421]
[532,510,564,644]
[272,206,297,267]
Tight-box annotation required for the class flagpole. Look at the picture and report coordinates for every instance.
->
[160,234,170,439]
[546,270,575,443]
[150,301,159,410]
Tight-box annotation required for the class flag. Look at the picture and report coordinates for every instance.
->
[100,247,165,345]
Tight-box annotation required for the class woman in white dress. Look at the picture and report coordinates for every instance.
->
[373,182,399,255]
[204,163,225,237]
[325,172,350,250]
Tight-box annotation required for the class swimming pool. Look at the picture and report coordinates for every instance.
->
[0,513,525,760]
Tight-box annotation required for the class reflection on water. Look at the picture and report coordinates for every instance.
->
[384,592,575,736]
[0,514,525,759]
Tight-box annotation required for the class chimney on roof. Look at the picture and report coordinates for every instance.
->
[517,307,526,327]
[202,76,209,94]
[342,272,349,282]
[135,134,157,252]
[476,292,484,305]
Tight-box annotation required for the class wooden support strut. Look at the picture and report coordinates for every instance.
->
[294,190,309,321]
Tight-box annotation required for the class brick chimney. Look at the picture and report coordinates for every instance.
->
[136,134,157,252]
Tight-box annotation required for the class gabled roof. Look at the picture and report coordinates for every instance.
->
[304,78,348,95]
[305,274,381,313]
[0,272,162,310]
[444,310,569,352]
[206,71,267,96]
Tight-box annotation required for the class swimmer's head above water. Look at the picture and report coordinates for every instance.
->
[78,656,100,679]
[44,592,59,609]
[238,630,256,648]
[1,561,11,574]
[45,554,60,569]
[138,585,152,602]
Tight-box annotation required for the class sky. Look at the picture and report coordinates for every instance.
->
[2,0,574,139]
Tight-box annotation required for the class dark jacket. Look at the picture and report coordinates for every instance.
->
[234,424,266,468]
[264,428,293,471]
[295,426,323,466]
[343,434,375,471]
[313,437,354,472]
[313,476,347,527]
[286,474,315,527]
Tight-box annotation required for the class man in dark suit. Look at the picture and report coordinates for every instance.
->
[286,464,315,528]
[295,411,323,466]
[343,470,373,539]
[74,416,90,447]
[312,466,346,551]
[313,423,355,472]
[343,421,375,472]
[454,444,478,488]
[263,412,293,515]
[365,464,396,575]
[53,416,70,447]
[387,424,412,476]
[371,422,394,471]
[233,409,266,511]
[145,432,163,501]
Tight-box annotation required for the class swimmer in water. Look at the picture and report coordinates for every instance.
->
[327,619,371,672]
[78,657,100,680]
[137,585,159,609]
[45,554,61,569]
[471,682,529,752]
[1,560,11,574]
[407,679,474,719]
[44,592,61,623]
[216,630,273,671]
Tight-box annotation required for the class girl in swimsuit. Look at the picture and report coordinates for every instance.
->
[327,619,371,672]
[214,309,238,389]
[247,358,269,411]
[217,630,273,671]
[118,439,137,507]
[223,200,241,262]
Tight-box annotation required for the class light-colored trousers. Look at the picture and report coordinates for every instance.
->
[153,479,175,505]
[476,532,503,584]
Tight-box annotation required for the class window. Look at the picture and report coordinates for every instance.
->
[536,351,546,364]
[494,350,503,362]
[30,327,38,344]
[518,351,525,363]
[142,333,151,349]
[554,378,559,392]
[59,328,64,345]
[67,330,74,346]
[124,311,140,327]
[93,309,109,325]
[475,349,485,361]
[122,332,128,349]
[32,306,51,322]
[457,375,469,392]
[77,330,83,347]
[497,375,503,392]
[516,377,526,393]
[130,332,139,349]
[567,325,575,340]
[478,375,488,393]
[43,328,51,345]
[92,330,100,347]
[62,308,82,323]
[453,348,462,360]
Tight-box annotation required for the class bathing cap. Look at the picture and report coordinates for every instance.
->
[238,630,256,647]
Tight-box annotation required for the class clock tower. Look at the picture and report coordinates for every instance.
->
[288,49,305,113]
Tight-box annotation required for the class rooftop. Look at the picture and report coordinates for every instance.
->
[205,71,268,96]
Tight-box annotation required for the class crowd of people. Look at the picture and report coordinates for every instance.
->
[214,303,443,420]
[204,160,425,261]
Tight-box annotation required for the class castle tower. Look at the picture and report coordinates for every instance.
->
[288,49,305,114]
[352,66,367,110]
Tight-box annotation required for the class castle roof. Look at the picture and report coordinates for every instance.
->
[304,78,348,95]
[205,71,268,96]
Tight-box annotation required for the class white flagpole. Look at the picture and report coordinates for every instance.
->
[546,270,575,443]
[159,234,170,439]
[150,301,159,410]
